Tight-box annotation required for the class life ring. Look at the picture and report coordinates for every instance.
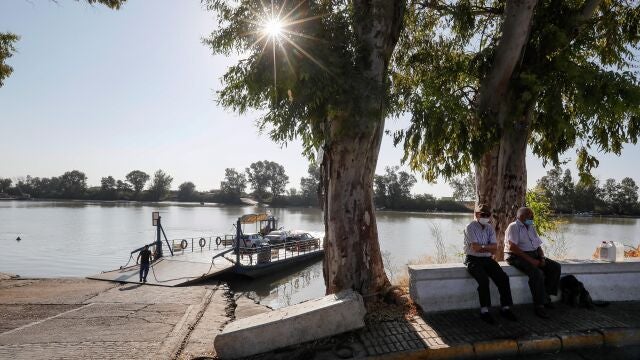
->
[199,237,206,248]
[180,239,188,249]
[215,236,222,246]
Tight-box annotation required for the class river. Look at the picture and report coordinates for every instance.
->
[1,200,639,308]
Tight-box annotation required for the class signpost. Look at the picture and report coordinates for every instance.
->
[152,211,163,258]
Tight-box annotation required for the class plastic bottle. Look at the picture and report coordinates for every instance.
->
[598,241,611,260]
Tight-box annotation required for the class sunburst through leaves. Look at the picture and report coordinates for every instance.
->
[243,0,329,101]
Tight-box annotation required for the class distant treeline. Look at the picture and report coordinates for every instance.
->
[4,163,638,215]
[0,162,468,212]
[534,166,640,216]
[448,166,640,216]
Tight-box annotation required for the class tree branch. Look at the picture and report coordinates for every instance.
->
[477,0,539,119]
[577,0,602,23]
[417,0,504,16]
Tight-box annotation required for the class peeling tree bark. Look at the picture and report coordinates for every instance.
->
[477,0,539,116]
[321,0,405,299]
[322,118,389,296]
[476,94,531,260]
[474,0,538,260]
[474,0,604,260]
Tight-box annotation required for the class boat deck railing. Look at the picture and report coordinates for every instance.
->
[143,234,323,268]
[234,238,323,266]
[162,234,236,254]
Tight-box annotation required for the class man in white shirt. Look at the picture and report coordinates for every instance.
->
[505,207,562,319]
[464,204,517,324]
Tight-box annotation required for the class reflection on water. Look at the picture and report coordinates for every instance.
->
[218,258,325,309]
[2,200,639,308]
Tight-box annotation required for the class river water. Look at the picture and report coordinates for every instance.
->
[2,200,639,308]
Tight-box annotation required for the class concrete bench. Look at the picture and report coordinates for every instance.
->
[409,259,640,313]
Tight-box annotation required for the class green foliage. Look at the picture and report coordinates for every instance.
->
[526,187,559,236]
[374,166,417,209]
[0,178,12,193]
[100,176,117,199]
[450,173,476,201]
[220,168,247,198]
[116,179,132,193]
[245,160,289,201]
[536,166,576,213]
[536,165,640,215]
[83,0,127,9]
[600,177,639,214]
[204,0,401,158]
[126,170,150,195]
[60,170,88,198]
[100,176,116,191]
[393,0,640,181]
[300,164,320,205]
[148,170,173,201]
[0,33,19,88]
[619,177,639,213]
[177,181,197,201]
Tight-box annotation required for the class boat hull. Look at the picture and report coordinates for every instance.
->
[233,250,324,278]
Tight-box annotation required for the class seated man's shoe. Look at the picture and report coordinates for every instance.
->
[500,308,518,322]
[480,312,496,324]
[535,307,550,319]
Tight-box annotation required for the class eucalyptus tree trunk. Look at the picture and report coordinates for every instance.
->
[475,94,531,260]
[321,0,405,300]
[474,0,538,260]
[322,116,389,296]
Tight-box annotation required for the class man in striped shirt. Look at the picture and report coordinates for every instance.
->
[464,204,516,324]
[505,207,562,319]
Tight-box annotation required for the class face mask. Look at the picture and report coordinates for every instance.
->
[524,219,534,226]
[478,218,490,225]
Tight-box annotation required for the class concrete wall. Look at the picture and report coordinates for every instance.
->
[214,290,366,359]
[409,259,640,313]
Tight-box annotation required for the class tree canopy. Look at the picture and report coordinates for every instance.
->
[0,33,19,88]
[535,165,640,215]
[220,168,248,197]
[300,164,320,204]
[126,170,150,195]
[205,0,404,157]
[450,173,476,201]
[393,0,640,182]
[374,166,417,209]
[390,0,640,260]
[205,0,406,297]
[148,170,173,201]
[245,160,289,201]
[177,181,197,201]
[60,170,88,198]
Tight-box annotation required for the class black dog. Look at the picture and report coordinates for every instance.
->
[560,275,596,309]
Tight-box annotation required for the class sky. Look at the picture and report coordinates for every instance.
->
[1,0,640,197]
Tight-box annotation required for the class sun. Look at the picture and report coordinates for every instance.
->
[244,0,331,101]
[263,18,283,38]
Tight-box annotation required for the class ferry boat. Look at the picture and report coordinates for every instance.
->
[88,212,324,286]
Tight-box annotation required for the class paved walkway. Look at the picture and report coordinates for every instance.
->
[239,301,640,359]
[2,274,639,359]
